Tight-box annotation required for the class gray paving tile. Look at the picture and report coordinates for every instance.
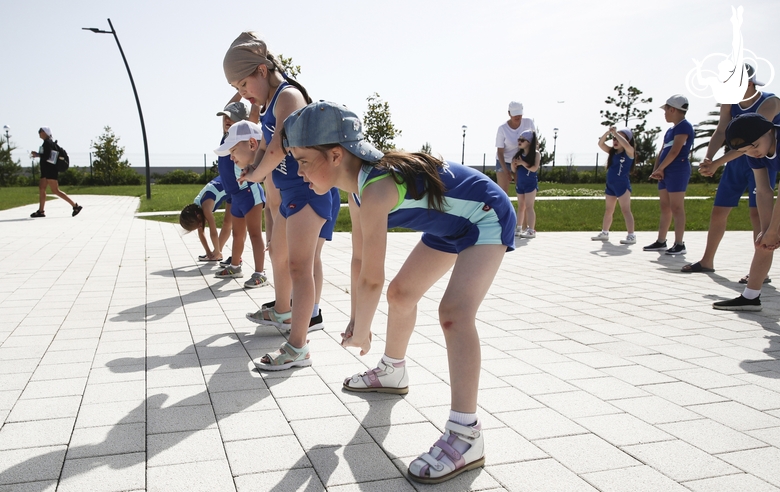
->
[623,440,738,482]
[719,447,780,487]
[682,474,780,492]
[234,468,324,492]
[581,465,689,492]
[147,459,236,492]
[0,445,67,485]
[0,418,75,451]
[57,452,145,492]
[67,423,145,459]
[486,459,598,491]
[224,435,310,475]
[147,428,227,467]
[535,433,639,474]
[658,419,767,454]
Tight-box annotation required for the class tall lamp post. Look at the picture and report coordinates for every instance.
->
[83,19,151,199]
[2,125,9,148]
[552,127,559,167]
[461,125,467,165]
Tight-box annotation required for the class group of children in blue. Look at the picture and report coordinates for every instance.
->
[178,36,780,483]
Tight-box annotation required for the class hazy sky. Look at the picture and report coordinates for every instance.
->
[1,0,778,169]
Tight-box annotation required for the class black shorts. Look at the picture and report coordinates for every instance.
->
[40,163,58,180]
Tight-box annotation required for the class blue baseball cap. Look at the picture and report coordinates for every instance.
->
[283,100,384,163]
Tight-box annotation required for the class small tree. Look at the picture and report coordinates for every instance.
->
[601,84,660,166]
[363,93,402,152]
[0,138,21,186]
[277,54,301,79]
[419,142,432,155]
[91,126,133,186]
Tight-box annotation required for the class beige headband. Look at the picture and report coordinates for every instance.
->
[223,32,274,83]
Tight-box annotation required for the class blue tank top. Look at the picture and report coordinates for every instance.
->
[731,92,780,124]
[216,134,246,195]
[194,176,227,211]
[356,161,512,236]
[259,82,304,191]
[607,152,633,182]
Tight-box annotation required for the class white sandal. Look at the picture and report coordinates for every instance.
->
[407,420,485,484]
[343,358,408,395]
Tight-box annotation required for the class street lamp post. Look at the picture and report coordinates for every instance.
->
[461,125,467,165]
[3,125,9,147]
[552,128,559,167]
[83,19,151,199]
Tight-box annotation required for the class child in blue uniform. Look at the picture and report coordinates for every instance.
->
[282,100,516,484]
[180,175,232,261]
[511,129,540,238]
[684,64,780,280]
[221,32,338,369]
[212,101,269,289]
[713,114,780,311]
[592,127,636,244]
[645,95,695,255]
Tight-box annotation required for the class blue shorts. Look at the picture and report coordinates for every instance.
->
[230,183,265,219]
[279,184,335,221]
[658,164,691,193]
[605,179,632,197]
[714,156,777,208]
[319,188,341,241]
[495,159,511,172]
[421,195,516,254]
[515,172,538,194]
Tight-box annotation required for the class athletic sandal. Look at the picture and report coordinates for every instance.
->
[343,358,409,395]
[198,255,221,262]
[30,210,45,218]
[245,306,292,328]
[407,420,485,484]
[256,341,312,371]
[281,309,325,334]
[681,261,714,273]
[739,274,771,284]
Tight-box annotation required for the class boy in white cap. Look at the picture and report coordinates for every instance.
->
[495,101,535,194]
[645,95,695,255]
[29,127,82,218]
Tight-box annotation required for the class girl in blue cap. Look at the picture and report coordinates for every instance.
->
[221,32,338,369]
[281,100,516,484]
[592,127,636,244]
[511,129,540,238]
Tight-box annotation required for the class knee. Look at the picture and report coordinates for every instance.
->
[438,299,472,331]
[386,279,417,310]
[287,258,312,280]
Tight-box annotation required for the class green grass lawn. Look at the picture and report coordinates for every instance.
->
[0,182,753,231]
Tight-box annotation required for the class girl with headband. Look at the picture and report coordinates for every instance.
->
[281,100,516,483]
[221,32,338,369]
[511,129,541,238]
[592,127,636,244]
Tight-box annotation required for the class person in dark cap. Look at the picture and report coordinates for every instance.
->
[713,113,780,311]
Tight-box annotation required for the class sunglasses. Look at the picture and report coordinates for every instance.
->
[518,139,528,144]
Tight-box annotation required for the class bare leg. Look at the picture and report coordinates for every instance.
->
[524,191,536,230]
[698,206,731,269]
[496,170,509,195]
[746,247,774,291]
[285,205,325,349]
[384,242,457,360]
[47,180,76,208]
[516,194,526,230]
[244,204,265,272]
[669,191,687,244]
[38,178,47,211]
[314,238,326,305]
[617,192,634,234]
[265,183,281,247]
[231,215,246,266]
[657,189,672,242]
[440,244,506,413]
[601,195,617,232]
[218,203,233,254]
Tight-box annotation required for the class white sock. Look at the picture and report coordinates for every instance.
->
[382,354,404,366]
[231,264,240,269]
[743,288,761,299]
[254,271,263,276]
[312,303,319,318]
[449,410,478,426]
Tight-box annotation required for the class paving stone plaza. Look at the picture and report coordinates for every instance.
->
[2,195,780,491]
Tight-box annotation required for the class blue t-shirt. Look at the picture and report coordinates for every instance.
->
[731,92,780,123]
[607,152,633,183]
[216,134,246,196]
[659,120,695,172]
[260,82,303,191]
[194,175,227,211]
[746,129,780,172]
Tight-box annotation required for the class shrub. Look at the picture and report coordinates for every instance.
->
[156,169,201,184]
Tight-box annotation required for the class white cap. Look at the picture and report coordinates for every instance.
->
[661,94,689,111]
[508,101,524,116]
[746,63,765,87]
[39,126,52,138]
[214,120,263,156]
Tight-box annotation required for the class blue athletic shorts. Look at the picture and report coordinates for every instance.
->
[230,183,265,219]
[279,184,335,221]
[319,188,341,241]
[658,164,692,193]
[714,156,777,208]
[515,171,538,194]
[421,195,516,254]
[605,179,632,197]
